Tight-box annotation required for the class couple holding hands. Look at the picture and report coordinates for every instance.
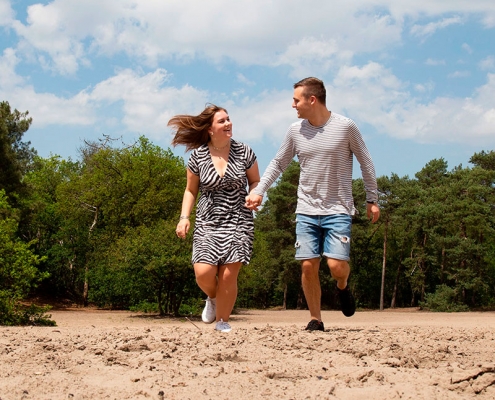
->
[169,77,380,333]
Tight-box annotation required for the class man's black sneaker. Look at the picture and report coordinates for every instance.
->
[338,285,356,317]
[305,319,324,331]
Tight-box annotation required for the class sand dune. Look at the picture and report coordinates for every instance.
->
[1,308,495,399]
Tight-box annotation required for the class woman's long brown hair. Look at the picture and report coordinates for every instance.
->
[169,104,227,152]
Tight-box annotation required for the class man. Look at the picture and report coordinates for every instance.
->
[246,77,380,331]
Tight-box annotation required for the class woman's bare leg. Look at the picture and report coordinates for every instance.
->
[216,262,242,322]
[193,263,218,298]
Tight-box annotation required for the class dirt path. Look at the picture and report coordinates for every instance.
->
[1,308,495,399]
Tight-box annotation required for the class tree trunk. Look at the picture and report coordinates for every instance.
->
[83,266,89,307]
[380,220,388,311]
[158,286,164,316]
[297,287,304,309]
[83,205,98,307]
[390,257,402,308]
[283,283,288,310]
[440,246,445,283]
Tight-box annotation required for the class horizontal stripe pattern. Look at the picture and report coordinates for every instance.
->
[253,113,378,215]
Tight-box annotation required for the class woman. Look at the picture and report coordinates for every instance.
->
[169,104,260,333]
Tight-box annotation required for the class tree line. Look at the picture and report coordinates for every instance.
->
[1,101,494,324]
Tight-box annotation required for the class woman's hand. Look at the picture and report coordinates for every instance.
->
[176,218,190,239]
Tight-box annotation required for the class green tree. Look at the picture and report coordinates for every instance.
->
[470,150,495,171]
[90,220,196,315]
[404,159,450,304]
[0,101,36,202]
[20,156,82,299]
[348,178,384,308]
[439,164,495,306]
[237,229,276,309]
[248,161,302,309]
[55,136,187,306]
[0,190,53,325]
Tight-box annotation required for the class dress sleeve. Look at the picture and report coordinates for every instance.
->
[187,149,199,176]
[245,144,257,170]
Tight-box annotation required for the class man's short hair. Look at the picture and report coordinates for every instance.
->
[294,77,326,105]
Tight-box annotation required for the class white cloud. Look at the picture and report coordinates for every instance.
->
[3,60,494,153]
[414,82,434,93]
[273,37,349,78]
[4,86,95,126]
[232,65,495,148]
[5,1,494,78]
[3,1,400,75]
[229,90,295,145]
[0,48,91,126]
[325,62,495,145]
[447,70,470,78]
[0,48,23,88]
[0,66,207,132]
[425,58,446,66]
[462,43,473,54]
[481,13,495,28]
[3,0,495,155]
[479,56,495,71]
[414,75,495,144]
[11,1,91,74]
[333,62,404,90]
[90,68,209,137]
[410,16,463,39]
[237,73,255,87]
[0,0,14,26]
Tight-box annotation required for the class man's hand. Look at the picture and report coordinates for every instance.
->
[245,193,263,211]
[367,203,380,223]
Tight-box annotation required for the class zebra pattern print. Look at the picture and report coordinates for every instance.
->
[188,139,257,266]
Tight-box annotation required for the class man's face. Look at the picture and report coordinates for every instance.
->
[292,86,312,119]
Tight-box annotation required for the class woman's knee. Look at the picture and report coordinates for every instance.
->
[218,263,241,283]
[194,264,217,283]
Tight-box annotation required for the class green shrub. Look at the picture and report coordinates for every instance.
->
[0,190,53,326]
[0,293,55,326]
[129,301,159,313]
[419,284,469,312]
[178,298,203,316]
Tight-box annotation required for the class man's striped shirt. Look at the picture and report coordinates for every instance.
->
[253,112,378,216]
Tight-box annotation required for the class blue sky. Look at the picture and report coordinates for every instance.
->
[1,0,494,179]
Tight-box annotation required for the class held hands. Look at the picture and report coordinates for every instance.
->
[245,193,263,211]
[367,203,380,224]
[176,218,190,239]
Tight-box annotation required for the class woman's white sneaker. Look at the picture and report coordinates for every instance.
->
[215,319,231,333]
[202,297,216,324]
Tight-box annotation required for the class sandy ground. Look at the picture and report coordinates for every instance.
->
[1,308,495,400]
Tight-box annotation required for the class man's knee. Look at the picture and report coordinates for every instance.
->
[301,258,320,278]
[327,258,349,277]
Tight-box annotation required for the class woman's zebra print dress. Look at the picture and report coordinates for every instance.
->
[187,139,257,266]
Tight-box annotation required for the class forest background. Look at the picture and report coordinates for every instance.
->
[1,100,495,325]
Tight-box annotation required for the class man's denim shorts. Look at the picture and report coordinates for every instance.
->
[294,213,352,261]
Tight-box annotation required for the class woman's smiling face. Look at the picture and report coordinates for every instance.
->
[209,110,232,138]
